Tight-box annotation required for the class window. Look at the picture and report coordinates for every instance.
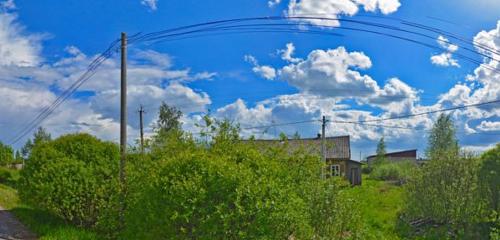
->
[330,164,340,177]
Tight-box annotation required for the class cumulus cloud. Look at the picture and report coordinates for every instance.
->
[367,78,419,114]
[134,49,172,67]
[0,12,43,67]
[268,0,281,7]
[278,46,375,97]
[209,92,427,155]
[141,0,158,11]
[466,21,500,108]
[91,83,211,129]
[278,42,302,63]
[477,121,500,131]
[0,6,215,147]
[430,35,460,67]
[249,44,419,114]
[244,55,277,80]
[286,0,401,27]
[431,53,460,67]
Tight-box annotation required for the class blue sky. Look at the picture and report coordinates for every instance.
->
[0,0,499,158]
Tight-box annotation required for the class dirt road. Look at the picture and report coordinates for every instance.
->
[0,205,37,240]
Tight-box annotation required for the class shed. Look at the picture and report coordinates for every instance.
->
[366,149,417,167]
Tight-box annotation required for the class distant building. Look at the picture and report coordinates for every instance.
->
[366,149,417,167]
[247,135,362,185]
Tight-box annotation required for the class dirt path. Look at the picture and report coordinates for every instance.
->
[0,205,37,240]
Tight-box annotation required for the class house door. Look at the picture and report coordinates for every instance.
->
[350,168,359,185]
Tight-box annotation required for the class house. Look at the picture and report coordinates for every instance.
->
[246,135,362,185]
[366,149,417,167]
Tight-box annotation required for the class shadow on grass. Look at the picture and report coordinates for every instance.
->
[11,206,101,240]
[395,216,492,240]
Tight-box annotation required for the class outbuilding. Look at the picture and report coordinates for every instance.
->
[247,135,362,186]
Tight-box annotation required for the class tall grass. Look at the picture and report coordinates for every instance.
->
[369,160,416,184]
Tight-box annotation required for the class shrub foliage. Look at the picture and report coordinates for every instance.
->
[19,133,120,233]
[124,119,364,239]
[370,160,416,184]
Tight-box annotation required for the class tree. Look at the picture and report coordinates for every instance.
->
[375,137,387,165]
[426,114,459,159]
[479,144,500,223]
[405,152,484,237]
[19,133,120,234]
[14,150,23,164]
[33,126,52,145]
[21,126,52,159]
[20,139,32,159]
[154,102,182,134]
[0,141,14,166]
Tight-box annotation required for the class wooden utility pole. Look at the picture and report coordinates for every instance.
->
[138,105,145,153]
[119,32,127,227]
[321,115,326,179]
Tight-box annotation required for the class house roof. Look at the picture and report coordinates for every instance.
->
[366,149,417,159]
[247,135,351,160]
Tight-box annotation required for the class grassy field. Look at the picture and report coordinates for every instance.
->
[346,177,406,239]
[0,167,101,240]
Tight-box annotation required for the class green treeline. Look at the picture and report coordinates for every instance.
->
[9,105,500,239]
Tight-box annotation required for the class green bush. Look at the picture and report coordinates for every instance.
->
[0,141,14,166]
[479,144,500,236]
[126,152,313,239]
[0,167,12,183]
[361,164,372,174]
[370,161,415,184]
[19,133,120,235]
[124,120,364,239]
[404,152,485,237]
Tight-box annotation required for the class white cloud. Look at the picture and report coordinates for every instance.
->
[244,54,277,80]
[0,12,43,67]
[0,6,217,147]
[253,65,277,80]
[466,20,500,107]
[268,0,281,7]
[286,0,401,27]
[437,35,459,53]
[477,121,500,131]
[367,78,419,114]
[250,44,419,114]
[1,0,15,10]
[91,83,211,126]
[430,35,460,67]
[279,46,375,97]
[54,48,215,92]
[141,0,158,11]
[278,42,302,63]
[134,49,171,67]
[431,53,460,67]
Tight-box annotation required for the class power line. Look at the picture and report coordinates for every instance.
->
[8,39,121,145]
[359,99,500,123]
[129,16,500,64]
[130,22,499,74]
[332,120,417,130]
[241,119,319,130]
[333,120,500,136]
[236,99,500,136]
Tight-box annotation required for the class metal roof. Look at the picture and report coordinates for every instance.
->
[248,135,351,160]
[366,149,417,159]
